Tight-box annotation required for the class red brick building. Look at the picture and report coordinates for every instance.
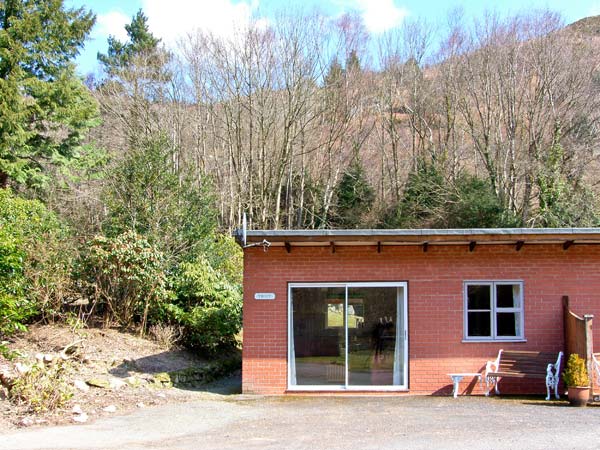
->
[239,229,600,395]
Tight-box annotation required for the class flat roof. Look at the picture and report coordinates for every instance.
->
[237,227,600,249]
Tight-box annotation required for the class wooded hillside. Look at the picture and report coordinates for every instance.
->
[80,10,600,231]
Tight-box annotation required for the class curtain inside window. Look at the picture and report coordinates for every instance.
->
[289,301,296,385]
[393,288,402,385]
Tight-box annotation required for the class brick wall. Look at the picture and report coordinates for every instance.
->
[242,243,600,395]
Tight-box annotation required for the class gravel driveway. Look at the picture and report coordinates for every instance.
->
[2,394,599,450]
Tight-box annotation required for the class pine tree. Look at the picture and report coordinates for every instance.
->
[331,156,375,228]
[0,0,98,188]
[96,9,171,146]
[97,9,161,75]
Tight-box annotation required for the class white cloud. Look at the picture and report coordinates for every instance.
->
[94,10,130,42]
[141,0,259,45]
[342,0,408,34]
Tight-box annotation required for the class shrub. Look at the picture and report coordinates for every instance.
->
[102,134,217,264]
[166,255,242,354]
[85,230,170,330]
[149,323,181,349]
[445,174,520,228]
[563,353,590,387]
[9,360,74,413]
[0,188,73,335]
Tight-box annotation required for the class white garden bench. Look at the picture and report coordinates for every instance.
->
[593,353,600,401]
[484,349,563,400]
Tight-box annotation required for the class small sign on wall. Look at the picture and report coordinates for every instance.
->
[254,292,276,300]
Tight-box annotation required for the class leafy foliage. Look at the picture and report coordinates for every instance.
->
[85,230,169,329]
[97,9,162,74]
[0,227,29,336]
[0,0,98,188]
[331,157,375,228]
[446,174,520,228]
[563,353,590,387]
[166,252,242,354]
[0,188,71,335]
[9,359,73,413]
[381,161,446,228]
[102,134,217,264]
[533,131,598,227]
[381,163,519,229]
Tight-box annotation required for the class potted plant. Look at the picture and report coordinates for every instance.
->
[562,353,590,407]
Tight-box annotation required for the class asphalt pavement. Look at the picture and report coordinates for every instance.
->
[2,394,600,450]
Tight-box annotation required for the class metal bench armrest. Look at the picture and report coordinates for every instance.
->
[484,349,503,396]
[485,349,502,377]
[545,351,562,400]
[593,354,600,386]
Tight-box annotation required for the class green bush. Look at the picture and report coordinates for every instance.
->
[0,188,73,335]
[0,229,30,337]
[102,134,217,264]
[563,353,590,387]
[446,174,520,228]
[85,230,170,330]
[9,360,74,413]
[166,253,242,354]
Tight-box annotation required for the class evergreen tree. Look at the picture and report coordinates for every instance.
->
[96,9,171,146]
[446,174,519,228]
[102,134,217,264]
[0,0,97,188]
[382,160,447,228]
[534,129,598,227]
[331,156,375,228]
[97,9,161,75]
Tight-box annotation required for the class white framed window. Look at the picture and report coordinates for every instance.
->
[288,282,408,391]
[463,281,524,341]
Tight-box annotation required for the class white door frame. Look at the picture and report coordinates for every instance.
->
[287,281,408,391]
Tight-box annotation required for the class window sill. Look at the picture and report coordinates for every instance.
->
[462,339,527,343]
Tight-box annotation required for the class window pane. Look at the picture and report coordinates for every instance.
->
[292,287,346,385]
[497,312,519,337]
[467,311,491,337]
[467,285,491,310]
[347,287,399,386]
[497,284,520,308]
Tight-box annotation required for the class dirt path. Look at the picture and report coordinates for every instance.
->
[2,395,600,450]
[1,325,239,430]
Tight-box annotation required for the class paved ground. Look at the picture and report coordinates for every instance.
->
[2,394,600,450]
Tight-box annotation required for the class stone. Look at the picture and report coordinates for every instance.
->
[136,402,145,408]
[73,380,90,392]
[124,376,141,387]
[73,413,88,423]
[156,393,166,398]
[109,377,127,390]
[151,372,173,388]
[15,363,30,374]
[19,417,34,427]
[86,378,111,389]
[72,404,83,415]
[102,405,117,413]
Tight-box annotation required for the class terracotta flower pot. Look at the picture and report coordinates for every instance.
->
[567,386,590,407]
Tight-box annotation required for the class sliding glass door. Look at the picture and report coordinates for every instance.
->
[289,282,407,390]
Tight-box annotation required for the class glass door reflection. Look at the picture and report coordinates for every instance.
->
[347,287,403,386]
[289,284,406,389]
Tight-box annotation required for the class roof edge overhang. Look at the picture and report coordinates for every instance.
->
[234,227,600,249]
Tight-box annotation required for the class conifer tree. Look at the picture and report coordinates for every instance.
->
[0,0,97,188]
[331,156,375,228]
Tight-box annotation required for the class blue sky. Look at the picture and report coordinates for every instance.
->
[66,0,600,75]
